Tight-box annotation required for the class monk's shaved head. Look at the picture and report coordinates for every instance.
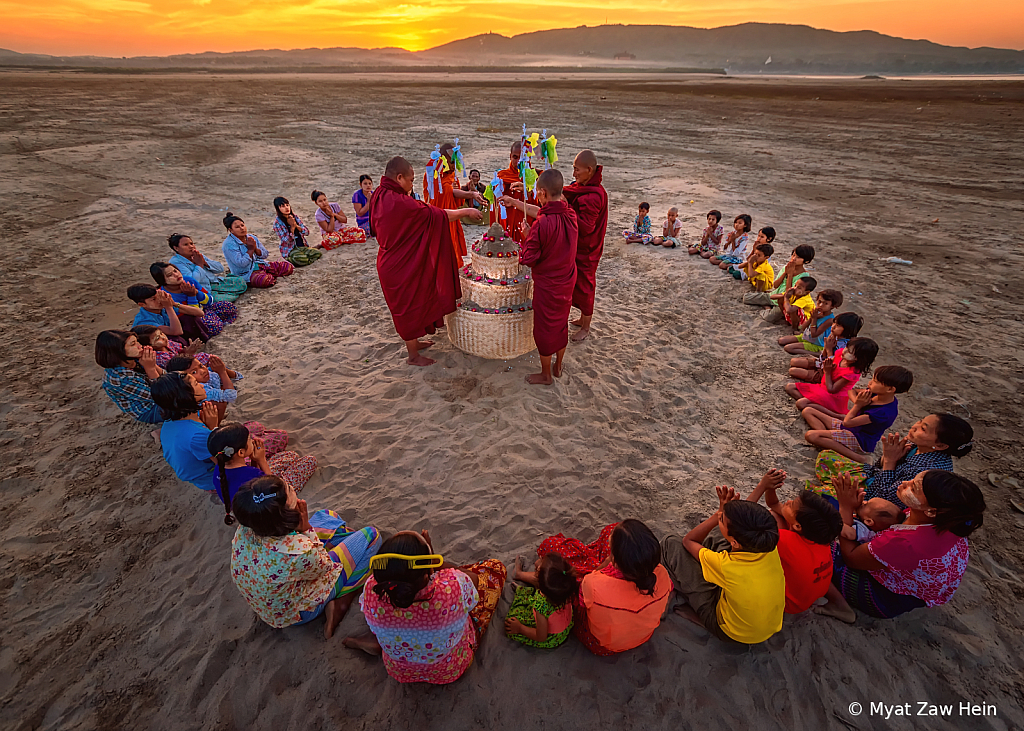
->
[574,149,597,169]
[537,168,563,198]
[511,141,522,158]
[385,156,413,180]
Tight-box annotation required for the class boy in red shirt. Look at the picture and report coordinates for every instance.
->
[747,469,843,613]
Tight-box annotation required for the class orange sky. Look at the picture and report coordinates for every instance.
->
[2,0,1022,57]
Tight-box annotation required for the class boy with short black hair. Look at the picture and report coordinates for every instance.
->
[802,365,914,463]
[661,485,785,644]
[743,244,815,322]
[733,242,775,289]
[783,276,818,332]
[747,469,842,614]
[128,284,187,335]
[623,202,652,244]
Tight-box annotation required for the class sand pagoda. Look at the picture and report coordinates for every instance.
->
[445,223,535,359]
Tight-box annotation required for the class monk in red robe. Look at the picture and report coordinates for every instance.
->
[563,150,608,343]
[508,169,578,385]
[491,141,534,245]
[423,142,485,259]
[370,156,483,366]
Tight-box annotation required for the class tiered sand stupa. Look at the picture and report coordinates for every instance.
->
[445,223,535,359]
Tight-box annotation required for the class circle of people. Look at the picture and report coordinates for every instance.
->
[91,142,986,686]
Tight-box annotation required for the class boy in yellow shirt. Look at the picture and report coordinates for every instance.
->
[732,242,775,290]
[783,276,817,332]
[661,483,785,645]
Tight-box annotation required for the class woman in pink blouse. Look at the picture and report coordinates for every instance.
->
[820,471,986,621]
[229,476,382,638]
[343,530,506,684]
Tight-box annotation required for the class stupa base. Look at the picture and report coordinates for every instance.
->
[445,308,536,360]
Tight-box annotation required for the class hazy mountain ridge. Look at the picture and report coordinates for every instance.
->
[3,23,1023,74]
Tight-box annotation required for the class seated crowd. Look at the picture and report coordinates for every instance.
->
[93,183,986,686]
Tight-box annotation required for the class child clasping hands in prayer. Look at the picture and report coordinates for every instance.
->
[652,207,683,248]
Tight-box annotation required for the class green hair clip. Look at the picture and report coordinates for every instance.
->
[370,553,444,571]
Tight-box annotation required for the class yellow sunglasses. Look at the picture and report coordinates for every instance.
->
[370,553,444,571]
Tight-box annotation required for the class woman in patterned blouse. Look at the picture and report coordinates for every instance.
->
[229,475,382,639]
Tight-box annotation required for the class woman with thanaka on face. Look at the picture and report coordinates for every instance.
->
[221,213,294,288]
[370,156,482,367]
[344,529,507,683]
[167,233,246,303]
[501,168,578,385]
[230,475,382,639]
[95,330,164,424]
[818,471,985,622]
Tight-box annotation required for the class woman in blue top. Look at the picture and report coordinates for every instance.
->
[221,213,294,289]
[167,234,247,302]
[151,372,221,491]
[150,261,238,338]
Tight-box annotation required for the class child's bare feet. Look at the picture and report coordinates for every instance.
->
[815,602,857,624]
[343,632,383,655]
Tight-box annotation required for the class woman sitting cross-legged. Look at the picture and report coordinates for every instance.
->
[818,471,986,622]
[221,212,294,288]
[167,233,247,303]
[344,530,507,684]
[150,261,238,338]
[230,475,382,638]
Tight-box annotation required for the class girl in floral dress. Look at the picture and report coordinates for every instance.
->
[344,530,506,684]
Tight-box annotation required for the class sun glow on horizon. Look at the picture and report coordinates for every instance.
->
[1,0,1022,57]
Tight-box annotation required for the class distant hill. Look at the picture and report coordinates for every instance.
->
[3,23,1023,74]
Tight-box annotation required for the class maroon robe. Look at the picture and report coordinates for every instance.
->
[369,176,462,341]
[562,165,608,317]
[520,200,578,356]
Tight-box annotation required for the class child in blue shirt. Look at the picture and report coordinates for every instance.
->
[622,202,653,244]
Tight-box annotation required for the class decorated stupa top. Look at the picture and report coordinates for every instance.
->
[477,223,518,256]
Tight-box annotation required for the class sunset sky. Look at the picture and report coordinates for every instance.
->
[2,0,1022,57]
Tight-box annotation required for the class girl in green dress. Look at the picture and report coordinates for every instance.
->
[504,553,578,649]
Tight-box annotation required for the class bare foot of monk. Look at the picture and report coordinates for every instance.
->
[343,632,383,655]
[571,328,590,342]
[404,338,435,367]
[674,604,705,628]
[408,355,435,367]
[552,348,566,378]
[324,594,356,639]
[570,318,583,328]
[416,340,434,350]
[526,372,553,385]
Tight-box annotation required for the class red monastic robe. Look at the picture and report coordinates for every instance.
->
[520,200,578,356]
[562,166,608,317]
[369,176,462,341]
[489,162,535,245]
[423,164,467,259]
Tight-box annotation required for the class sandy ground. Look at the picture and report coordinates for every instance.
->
[1,72,1023,730]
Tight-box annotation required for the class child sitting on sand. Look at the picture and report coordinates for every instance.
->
[724,226,774,273]
[622,202,653,244]
[782,276,818,331]
[128,284,201,343]
[732,242,774,289]
[691,210,723,257]
[747,469,843,614]
[710,214,752,267]
[131,324,207,369]
[166,354,240,421]
[785,336,878,415]
[801,365,915,463]
[661,485,785,644]
[779,289,842,355]
[207,422,318,525]
[504,553,578,648]
[653,207,683,247]
[789,312,864,382]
